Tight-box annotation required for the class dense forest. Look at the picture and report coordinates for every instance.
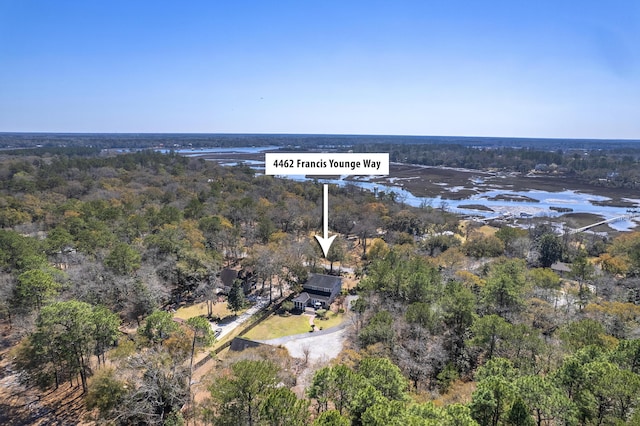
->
[2,145,640,425]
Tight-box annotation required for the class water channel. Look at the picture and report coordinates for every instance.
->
[165,147,639,231]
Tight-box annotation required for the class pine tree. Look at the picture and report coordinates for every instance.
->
[227,279,246,315]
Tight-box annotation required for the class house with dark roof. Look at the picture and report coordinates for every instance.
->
[293,274,343,310]
[220,267,256,294]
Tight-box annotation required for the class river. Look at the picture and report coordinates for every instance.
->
[166,147,639,231]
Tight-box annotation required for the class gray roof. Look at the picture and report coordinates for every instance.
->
[292,292,310,303]
[551,262,571,273]
[304,274,342,292]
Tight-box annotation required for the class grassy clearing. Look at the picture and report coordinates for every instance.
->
[243,313,312,340]
[423,380,476,406]
[314,311,345,330]
[477,225,498,237]
[173,301,246,321]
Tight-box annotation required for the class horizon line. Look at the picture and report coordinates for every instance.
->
[0,131,639,142]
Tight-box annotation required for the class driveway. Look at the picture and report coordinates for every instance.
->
[212,298,269,339]
[259,295,357,362]
[260,323,351,362]
[282,327,349,362]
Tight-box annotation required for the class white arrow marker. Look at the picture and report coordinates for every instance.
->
[315,184,336,258]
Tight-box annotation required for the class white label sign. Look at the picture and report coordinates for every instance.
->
[265,153,389,175]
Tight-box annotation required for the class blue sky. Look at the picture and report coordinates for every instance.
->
[1,0,638,138]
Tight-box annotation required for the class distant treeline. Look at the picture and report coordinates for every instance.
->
[354,143,640,189]
[0,146,101,157]
[2,132,640,189]
[1,132,639,151]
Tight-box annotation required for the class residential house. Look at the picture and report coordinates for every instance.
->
[220,267,256,294]
[293,274,343,310]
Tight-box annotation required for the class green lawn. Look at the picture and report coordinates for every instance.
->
[243,313,312,340]
[314,311,346,330]
[244,310,347,340]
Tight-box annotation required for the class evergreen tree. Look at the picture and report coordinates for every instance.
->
[227,279,247,315]
[16,301,120,392]
[207,359,280,426]
[139,310,179,344]
[538,233,563,268]
[481,259,527,317]
[14,268,61,312]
